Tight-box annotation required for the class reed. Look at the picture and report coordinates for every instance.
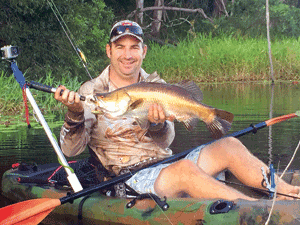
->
[143,34,300,83]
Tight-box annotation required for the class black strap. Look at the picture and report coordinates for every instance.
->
[250,124,258,134]
[126,193,169,211]
[78,195,91,223]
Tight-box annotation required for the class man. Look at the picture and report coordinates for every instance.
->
[55,20,300,200]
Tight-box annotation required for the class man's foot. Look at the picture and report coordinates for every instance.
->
[277,186,300,200]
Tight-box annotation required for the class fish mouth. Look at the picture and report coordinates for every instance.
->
[85,95,97,105]
[90,98,124,116]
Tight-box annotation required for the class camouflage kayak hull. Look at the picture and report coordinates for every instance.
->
[2,161,300,225]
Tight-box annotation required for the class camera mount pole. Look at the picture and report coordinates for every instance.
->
[9,60,83,193]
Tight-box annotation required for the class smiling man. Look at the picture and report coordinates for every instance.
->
[107,21,147,87]
[54,20,300,200]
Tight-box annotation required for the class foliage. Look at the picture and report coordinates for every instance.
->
[103,0,137,20]
[108,0,300,43]
[201,0,300,39]
[270,3,300,37]
[0,0,114,81]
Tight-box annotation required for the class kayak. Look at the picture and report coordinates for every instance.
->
[2,158,300,225]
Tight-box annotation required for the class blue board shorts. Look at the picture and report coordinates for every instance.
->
[125,144,206,195]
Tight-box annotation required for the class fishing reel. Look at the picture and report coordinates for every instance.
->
[1,45,19,60]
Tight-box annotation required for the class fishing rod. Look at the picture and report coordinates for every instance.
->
[27,81,87,101]
[1,46,83,193]
[46,0,93,80]
[0,111,299,225]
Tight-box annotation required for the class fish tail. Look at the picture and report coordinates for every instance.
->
[205,109,234,139]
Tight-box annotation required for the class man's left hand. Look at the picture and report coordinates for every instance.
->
[148,103,175,124]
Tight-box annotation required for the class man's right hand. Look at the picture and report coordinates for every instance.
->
[54,85,84,113]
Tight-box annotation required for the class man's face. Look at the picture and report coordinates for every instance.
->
[106,35,147,80]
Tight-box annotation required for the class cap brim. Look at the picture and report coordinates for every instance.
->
[110,33,143,43]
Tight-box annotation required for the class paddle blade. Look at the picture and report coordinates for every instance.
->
[0,198,61,225]
[266,113,298,126]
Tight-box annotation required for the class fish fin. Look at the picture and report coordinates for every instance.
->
[206,109,234,139]
[126,99,148,129]
[174,80,203,102]
[182,117,199,131]
[129,99,144,110]
[115,90,131,114]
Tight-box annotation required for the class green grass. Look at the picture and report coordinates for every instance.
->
[143,34,300,83]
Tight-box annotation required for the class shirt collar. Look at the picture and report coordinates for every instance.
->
[100,65,150,91]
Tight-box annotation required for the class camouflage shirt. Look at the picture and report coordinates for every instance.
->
[60,66,174,174]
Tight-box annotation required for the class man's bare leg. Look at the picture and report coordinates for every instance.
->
[197,137,299,196]
[154,159,255,200]
[154,137,299,200]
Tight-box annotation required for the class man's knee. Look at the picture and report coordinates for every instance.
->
[174,159,196,169]
[210,137,245,154]
[154,159,198,196]
[217,136,242,147]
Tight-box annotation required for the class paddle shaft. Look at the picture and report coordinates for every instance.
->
[9,61,83,193]
[60,112,299,204]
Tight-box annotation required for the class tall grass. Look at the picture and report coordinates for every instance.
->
[143,34,300,83]
[0,71,82,117]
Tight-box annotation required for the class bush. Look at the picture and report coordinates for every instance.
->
[0,0,114,81]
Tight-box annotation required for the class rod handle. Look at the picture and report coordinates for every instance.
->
[28,81,86,101]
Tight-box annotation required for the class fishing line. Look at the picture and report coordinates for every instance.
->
[265,140,300,224]
[265,161,280,225]
[46,0,93,80]
[280,140,300,179]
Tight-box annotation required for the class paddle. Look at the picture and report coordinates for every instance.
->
[0,111,299,225]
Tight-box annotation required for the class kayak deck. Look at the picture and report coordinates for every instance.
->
[2,160,300,224]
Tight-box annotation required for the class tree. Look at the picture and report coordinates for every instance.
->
[151,0,164,37]
[136,0,144,24]
[0,0,114,81]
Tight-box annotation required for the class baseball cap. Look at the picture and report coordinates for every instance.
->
[109,20,144,43]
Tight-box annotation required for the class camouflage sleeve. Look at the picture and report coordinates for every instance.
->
[59,81,96,157]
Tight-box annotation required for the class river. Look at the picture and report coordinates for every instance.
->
[1,82,300,207]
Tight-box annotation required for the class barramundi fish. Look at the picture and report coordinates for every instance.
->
[88,81,234,139]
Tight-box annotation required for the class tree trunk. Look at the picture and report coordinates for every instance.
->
[213,0,228,17]
[151,0,164,37]
[136,0,144,24]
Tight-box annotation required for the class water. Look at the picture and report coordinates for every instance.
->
[1,82,300,207]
